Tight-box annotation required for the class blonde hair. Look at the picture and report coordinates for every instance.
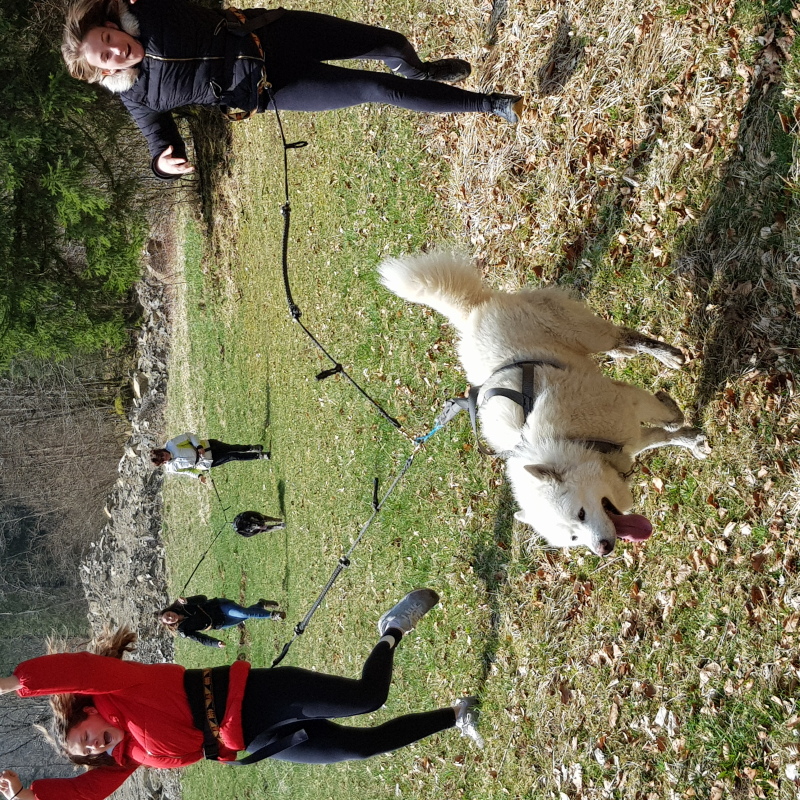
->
[61,0,116,84]
[39,625,138,768]
[61,0,140,91]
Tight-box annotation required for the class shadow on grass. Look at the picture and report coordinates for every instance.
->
[673,79,799,412]
[550,99,668,285]
[485,0,508,46]
[470,480,515,688]
[277,478,287,517]
[554,14,799,407]
[536,15,584,97]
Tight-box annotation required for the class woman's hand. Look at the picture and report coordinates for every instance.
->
[0,770,23,800]
[0,677,20,695]
[156,146,194,176]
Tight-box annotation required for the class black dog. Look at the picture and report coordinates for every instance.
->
[232,511,286,537]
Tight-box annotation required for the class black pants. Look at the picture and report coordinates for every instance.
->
[206,439,262,467]
[260,11,492,114]
[240,640,456,763]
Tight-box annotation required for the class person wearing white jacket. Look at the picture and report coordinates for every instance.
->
[150,433,269,482]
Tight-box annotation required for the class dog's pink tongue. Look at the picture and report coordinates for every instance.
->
[608,512,653,542]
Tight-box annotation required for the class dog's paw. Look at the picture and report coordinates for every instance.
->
[655,390,685,429]
[654,344,685,370]
[685,429,710,459]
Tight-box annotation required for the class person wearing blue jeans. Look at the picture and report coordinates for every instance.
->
[159,595,285,648]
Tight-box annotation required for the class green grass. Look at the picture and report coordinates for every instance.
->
[161,0,800,797]
[164,85,497,800]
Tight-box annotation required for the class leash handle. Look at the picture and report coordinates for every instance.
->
[294,317,402,429]
[316,364,343,381]
[271,636,295,668]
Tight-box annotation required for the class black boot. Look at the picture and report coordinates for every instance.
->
[488,93,524,125]
[422,58,472,83]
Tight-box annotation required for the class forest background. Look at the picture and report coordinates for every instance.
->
[0,0,166,778]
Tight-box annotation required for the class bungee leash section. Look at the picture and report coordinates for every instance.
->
[224,91,497,665]
[266,86,402,432]
[271,439,425,667]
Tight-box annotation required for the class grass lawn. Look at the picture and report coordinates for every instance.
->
[162,0,800,797]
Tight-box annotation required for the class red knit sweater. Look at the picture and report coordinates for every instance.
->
[15,652,251,800]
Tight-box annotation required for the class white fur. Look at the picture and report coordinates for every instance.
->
[379,252,709,556]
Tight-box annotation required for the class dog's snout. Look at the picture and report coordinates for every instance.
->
[597,538,614,556]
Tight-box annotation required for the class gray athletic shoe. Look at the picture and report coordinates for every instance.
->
[454,696,484,748]
[488,93,524,125]
[378,588,439,636]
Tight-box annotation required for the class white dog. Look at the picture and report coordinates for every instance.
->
[379,252,708,556]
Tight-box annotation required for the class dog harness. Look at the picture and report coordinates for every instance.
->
[439,359,625,458]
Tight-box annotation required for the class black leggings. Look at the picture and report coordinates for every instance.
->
[240,639,456,763]
[260,11,492,114]
[206,439,261,467]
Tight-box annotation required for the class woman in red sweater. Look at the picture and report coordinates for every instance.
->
[0,590,482,800]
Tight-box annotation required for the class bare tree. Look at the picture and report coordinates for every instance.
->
[0,356,127,596]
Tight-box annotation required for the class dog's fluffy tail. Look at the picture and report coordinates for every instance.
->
[378,252,492,328]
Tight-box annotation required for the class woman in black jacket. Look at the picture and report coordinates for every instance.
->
[62,0,524,178]
[159,595,286,648]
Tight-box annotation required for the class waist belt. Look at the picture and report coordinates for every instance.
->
[184,666,230,761]
[183,667,307,765]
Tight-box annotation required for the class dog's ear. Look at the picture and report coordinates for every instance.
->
[524,464,564,483]
[514,510,528,525]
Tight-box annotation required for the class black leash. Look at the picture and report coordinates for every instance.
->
[209,475,232,523]
[179,476,232,594]
[265,86,402,431]
[180,523,228,595]
[181,89,445,664]
[271,440,424,666]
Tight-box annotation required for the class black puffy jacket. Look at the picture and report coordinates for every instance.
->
[174,595,227,647]
[116,0,281,177]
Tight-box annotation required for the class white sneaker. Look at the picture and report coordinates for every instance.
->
[454,697,484,748]
[378,588,439,636]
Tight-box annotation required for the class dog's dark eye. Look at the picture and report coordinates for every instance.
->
[578,508,586,522]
